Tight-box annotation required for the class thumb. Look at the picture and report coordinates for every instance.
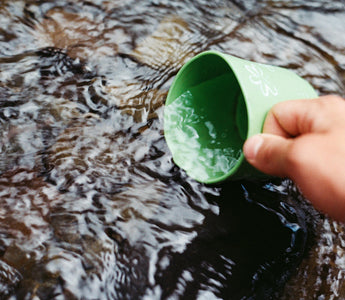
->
[243,133,293,177]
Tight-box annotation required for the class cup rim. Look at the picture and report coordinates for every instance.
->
[164,50,247,184]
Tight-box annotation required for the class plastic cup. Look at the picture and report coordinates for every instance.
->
[164,50,318,183]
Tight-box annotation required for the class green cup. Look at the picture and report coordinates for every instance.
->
[164,50,317,183]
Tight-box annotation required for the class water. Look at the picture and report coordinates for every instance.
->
[164,76,243,182]
[0,0,345,299]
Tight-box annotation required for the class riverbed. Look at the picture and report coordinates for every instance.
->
[0,1,345,299]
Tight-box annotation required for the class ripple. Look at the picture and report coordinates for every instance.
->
[0,0,344,299]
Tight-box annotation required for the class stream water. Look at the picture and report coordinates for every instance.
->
[0,0,345,299]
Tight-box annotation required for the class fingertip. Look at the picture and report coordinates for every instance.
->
[243,134,264,161]
[244,133,293,177]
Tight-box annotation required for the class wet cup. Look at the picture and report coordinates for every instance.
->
[164,50,317,183]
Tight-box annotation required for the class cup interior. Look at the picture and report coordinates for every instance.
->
[164,52,248,183]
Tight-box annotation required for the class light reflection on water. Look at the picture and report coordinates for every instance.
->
[0,0,345,299]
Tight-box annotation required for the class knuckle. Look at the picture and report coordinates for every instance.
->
[327,94,344,103]
[319,95,345,110]
[260,148,273,168]
[285,142,303,175]
[258,140,286,176]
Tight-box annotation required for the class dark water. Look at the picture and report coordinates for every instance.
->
[0,0,345,299]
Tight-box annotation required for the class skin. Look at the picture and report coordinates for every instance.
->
[243,95,345,222]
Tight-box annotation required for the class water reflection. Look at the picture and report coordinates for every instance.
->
[0,0,344,299]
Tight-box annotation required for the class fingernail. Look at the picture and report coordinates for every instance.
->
[243,135,264,160]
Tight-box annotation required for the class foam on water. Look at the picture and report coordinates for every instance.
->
[165,83,241,182]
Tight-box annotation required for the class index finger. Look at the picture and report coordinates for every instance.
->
[262,95,345,137]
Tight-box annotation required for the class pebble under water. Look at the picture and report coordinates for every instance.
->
[0,1,345,299]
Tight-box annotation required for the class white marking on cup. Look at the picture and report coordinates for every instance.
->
[244,64,278,97]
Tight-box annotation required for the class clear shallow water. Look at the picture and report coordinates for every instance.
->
[164,84,242,183]
[0,0,344,299]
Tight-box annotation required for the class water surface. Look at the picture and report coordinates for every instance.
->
[0,0,345,299]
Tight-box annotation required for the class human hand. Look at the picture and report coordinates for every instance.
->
[243,95,345,222]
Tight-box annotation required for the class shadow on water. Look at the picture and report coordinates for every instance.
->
[154,179,319,299]
[0,0,345,299]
